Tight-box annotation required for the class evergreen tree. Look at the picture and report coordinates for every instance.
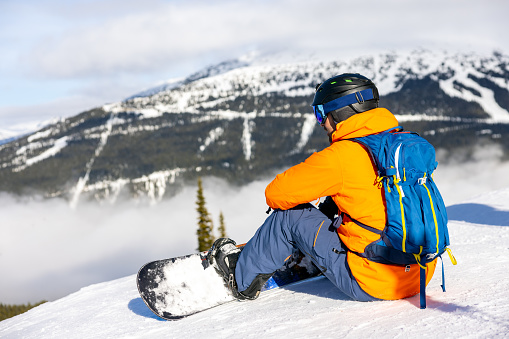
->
[196,177,214,252]
[218,211,227,238]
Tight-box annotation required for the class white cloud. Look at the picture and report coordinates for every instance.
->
[0,177,270,304]
[21,0,509,78]
[434,144,509,206]
[1,0,508,127]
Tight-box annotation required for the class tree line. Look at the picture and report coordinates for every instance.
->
[0,301,46,322]
[196,177,228,252]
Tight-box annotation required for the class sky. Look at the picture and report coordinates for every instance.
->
[1,0,509,135]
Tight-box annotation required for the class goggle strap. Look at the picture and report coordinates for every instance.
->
[321,88,374,115]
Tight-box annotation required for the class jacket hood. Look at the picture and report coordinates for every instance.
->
[331,107,399,142]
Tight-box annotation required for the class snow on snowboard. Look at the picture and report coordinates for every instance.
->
[137,246,321,320]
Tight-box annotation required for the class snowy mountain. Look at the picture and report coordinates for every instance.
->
[0,49,509,205]
[1,187,508,338]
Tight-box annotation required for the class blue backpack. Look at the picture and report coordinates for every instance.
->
[348,126,456,308]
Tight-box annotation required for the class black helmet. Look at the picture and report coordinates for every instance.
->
[311,73,379,123]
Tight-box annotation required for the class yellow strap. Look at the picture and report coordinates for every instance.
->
[422,173,440,254]
[413,253,427,269]
[446,248,457,265]
[394,176,406,252]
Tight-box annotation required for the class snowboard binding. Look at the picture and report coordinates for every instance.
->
[206,238,262,300]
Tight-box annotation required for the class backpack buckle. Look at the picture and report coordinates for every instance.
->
[418,177,427,185]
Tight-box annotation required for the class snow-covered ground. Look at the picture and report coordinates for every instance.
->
[1,188,509,338]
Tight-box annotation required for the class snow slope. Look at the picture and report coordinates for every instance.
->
[1,189,509,338]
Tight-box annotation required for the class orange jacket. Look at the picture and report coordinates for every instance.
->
[265,107,436,300]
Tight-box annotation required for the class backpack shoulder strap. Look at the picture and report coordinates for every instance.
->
[345,126,403,174]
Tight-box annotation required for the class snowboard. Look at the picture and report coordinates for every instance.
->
[137,246,321,320]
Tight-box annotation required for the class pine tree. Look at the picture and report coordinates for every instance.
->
[218,211,227,238]
[196,177,214,252]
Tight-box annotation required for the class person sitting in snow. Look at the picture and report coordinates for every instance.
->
[209,73,437,302]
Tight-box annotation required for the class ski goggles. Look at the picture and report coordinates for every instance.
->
[313,104,328,125]
[312,88,375,124]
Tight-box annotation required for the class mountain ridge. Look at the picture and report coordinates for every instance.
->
[0,49,508,205]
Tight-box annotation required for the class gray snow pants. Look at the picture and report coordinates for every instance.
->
[235,203,379,302]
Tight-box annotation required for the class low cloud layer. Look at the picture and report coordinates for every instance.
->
[0,178,270,304]
[434,144,509,206]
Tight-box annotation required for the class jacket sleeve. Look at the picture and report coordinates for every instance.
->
[265,146,343,210]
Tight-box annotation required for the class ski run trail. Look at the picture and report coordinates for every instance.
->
[1,188,509,338]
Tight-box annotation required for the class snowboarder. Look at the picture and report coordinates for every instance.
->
[210,73,438,302]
